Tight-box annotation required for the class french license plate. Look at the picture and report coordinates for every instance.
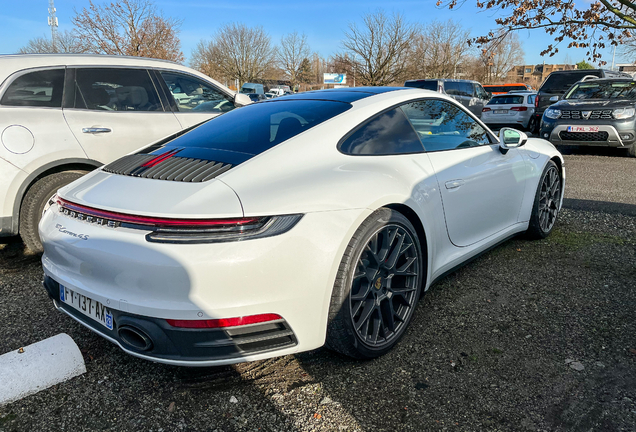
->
[567,126,599,132]
[494,109,508,114]
[59,284,113,330]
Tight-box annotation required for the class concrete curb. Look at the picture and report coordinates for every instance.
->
[0,333,86,406]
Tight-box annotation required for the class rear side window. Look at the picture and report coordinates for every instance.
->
[487,96,524,105]
[445,82,473,97]
[404,80,438,91]
[73,68,163,111]
[1,69,65,107]
[541,72,601,93]
[527,95,536,104]
[401,99,490,152]
[339,108,424,155]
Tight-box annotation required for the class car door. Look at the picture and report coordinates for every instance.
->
[401,99,528,247]
[63,67,182,165]
[472,83,489,118]
[157,71,237,129]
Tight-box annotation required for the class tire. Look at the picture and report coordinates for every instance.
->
[526,161,561,239]
[326,208,424,359]
[526,116,536,133]
[19,171,88,253]
[628,144,636,158]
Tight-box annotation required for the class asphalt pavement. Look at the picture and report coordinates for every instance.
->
[0,150,635,432]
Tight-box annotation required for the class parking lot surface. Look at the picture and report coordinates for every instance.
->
[1,151,635,432]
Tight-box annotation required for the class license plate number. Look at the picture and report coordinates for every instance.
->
[567,126,599,132]
[59,285,113,330]
[494,109,508,114]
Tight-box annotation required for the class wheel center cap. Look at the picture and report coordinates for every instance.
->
[374,277,382,290]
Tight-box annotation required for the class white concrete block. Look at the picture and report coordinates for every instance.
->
[0,333,86,406]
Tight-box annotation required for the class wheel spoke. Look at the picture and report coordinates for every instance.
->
[384,232,405,269]
[355,302,375,331]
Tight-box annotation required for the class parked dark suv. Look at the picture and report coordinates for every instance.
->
[533,69,630,132]
[539,78,636,157]
[404,79,490,118]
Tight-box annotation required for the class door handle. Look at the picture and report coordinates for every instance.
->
[82,127,112,134]
[445,179,465,189]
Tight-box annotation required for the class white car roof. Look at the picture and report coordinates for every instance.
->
[0,54,233,95]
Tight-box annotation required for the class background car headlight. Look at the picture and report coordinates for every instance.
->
[613,107,635,119]
[544,108,561,119]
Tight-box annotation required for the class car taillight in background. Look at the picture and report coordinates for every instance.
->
[482,107,491,112]
[511,107,528,111]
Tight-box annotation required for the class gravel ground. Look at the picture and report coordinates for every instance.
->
[1,155,635,432]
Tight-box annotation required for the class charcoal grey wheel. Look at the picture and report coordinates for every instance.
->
[326,208,424,359]
[527,161,561,239]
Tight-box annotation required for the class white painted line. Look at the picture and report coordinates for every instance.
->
[0,333,86,406]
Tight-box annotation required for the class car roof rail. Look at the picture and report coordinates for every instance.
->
[578,75,601,82]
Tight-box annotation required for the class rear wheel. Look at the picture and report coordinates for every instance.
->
[326,208,424,359]
[20,171,88,253]
[526,161,561,239]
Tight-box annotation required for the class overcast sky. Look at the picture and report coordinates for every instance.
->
[0,0,626,68]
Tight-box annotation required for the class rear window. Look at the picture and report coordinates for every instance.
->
[168,100,351,155]
[487,96,525,105]
[404,81,438,91]
[565,81,636,100]
[541,72,601,93]
[484,85,527,93]
[1,69,65,107]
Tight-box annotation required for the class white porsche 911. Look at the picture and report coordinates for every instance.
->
[39,87,564,366]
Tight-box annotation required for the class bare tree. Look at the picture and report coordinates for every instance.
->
[72,0,184,61]
[190,40,229,84]
[193,23,276,88]
[408,20,473,79]
[438,0,636,64]
[342,10,419,86]
[278,31,310,87]
[476,31,525,83]
[19,30,87,54]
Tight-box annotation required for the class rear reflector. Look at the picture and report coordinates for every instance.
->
[511,106,528,111]
[166,313,283,329]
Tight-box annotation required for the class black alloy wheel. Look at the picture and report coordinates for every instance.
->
[349,224,419,348]
[326,209,424,359]
[527,161,561,239]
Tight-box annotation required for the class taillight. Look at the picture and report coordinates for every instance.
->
[535,96,539,108]
[511,106,528,111]
[56,197,302,243]
[166,313,283,329]
[482,107,491,112]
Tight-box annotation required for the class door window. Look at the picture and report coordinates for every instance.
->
[339,108,424,155]
[160,72,235,114]
[444,81,473,97]
[401,99,491,152]
[1,69,65,107]
[475,84,489,100]
[73,68,163,112]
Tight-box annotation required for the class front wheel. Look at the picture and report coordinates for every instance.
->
[526,161,561,239]
[526,116,537,133]
[628,144,636,158]
[326,208,424,359]
[19,171,88,253]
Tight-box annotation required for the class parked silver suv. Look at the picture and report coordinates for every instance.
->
[0,54,251,252]
[404,79,491,118]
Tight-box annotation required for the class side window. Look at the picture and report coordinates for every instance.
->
[528,95,536,105]
[475,84,489,99]
[160,72,234,113]
[401,99,491,152]
[463,82,476,97]
[74,68,163,112]
[1,69,65,107]
[340,108,424,155]
[444,81,462,96]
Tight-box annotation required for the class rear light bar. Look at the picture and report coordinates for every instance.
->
[56,197,303,244]
[166,313,283,329]
[511,106,528,111]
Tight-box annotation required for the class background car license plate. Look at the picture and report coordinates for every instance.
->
[567,126,599,132]
[59,284,113,330]
[494,109,507,114]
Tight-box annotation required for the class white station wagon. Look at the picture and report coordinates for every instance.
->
[0,54,250,251]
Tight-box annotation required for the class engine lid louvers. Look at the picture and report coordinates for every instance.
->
[103,152,233,183]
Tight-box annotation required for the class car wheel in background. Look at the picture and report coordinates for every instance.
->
[526,117,537,133]
[326,208,424,359]
[628,144,636,158]
[526,161,561,239]
[20,171,88,253]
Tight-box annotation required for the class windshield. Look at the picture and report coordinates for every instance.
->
[163,100,351,155]
[564,81,636,100]
[541,72,601,93]
[405,81,438,91]
[240,87,257,94]
[487,96,524,105]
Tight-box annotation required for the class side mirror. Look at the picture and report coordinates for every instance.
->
[498,128,528,154]
[234,93,252,107]
[549,95,559,102]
